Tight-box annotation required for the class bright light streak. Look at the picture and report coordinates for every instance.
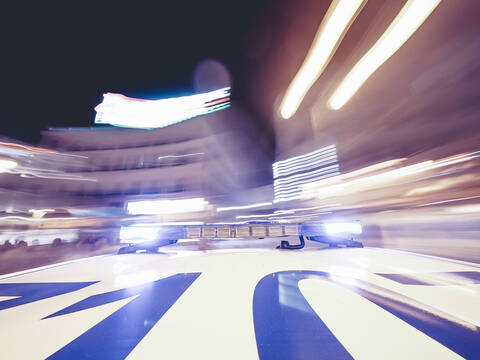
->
[28,208,55,218]
[444,204,480,214]
[274,171,341,197]
[273,145,335,170]
[216,202,272,212]
[273,148,337,173]
[274,165,339,188]
[236,213,278,219]
[274,194,304,203]
[95,87,230,129]
[0,142,58,154]
[325,222,362,235]
[0,159,18,172]
[340,158,406,179]
[273,210,296,215]
[273,155,338,179]
[158,152,204,160]
[279,0,365,119]
[416,195,480,208]
[127,198,208,215]
[28,208,55,213]
[329,0,442,110]
[269,212,332,220]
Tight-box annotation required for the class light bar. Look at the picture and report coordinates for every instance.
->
[117,221,363,247]
[216,202,272,212]
[329,0,442,110]
[95,87,230,129]
[279,0,366,119]
[127,198,208,215]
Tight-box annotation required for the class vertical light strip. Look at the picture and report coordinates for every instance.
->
[273,145,340,203]
[279,0,366,119]
[329,0,442,110]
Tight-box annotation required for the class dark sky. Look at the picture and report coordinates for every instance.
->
[1,0,282,143]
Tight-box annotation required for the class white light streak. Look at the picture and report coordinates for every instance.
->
[127,198,208,215]
[274,165,339,188]
[329,0,442,110]
[273,149,337,173]
[273,155,338,179]
[445,204,480,214]
[0,159,18,172]
[158,153,205,160]
[216,202,272,212]
[279,0,365,118]
[273,145,336,170]
[236,213,277,219]
[95,87,230,129]
[28,208,55,213]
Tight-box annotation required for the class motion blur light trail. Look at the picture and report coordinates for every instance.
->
[127,198,208,215]
[302,150,480,202]
[295,150,480,220]
[279,0,366,119]
[0,141,58,154]
[329,0,442,110]
[216,202,272,212]
[94,87,231,129]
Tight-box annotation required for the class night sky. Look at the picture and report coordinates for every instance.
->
[3,0,480,156]
[1,0,285,143]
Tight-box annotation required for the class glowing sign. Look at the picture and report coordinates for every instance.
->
[94,87,230,129]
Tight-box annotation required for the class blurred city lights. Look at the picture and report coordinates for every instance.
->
[0,158,18,172]
[127,198,208,215]
[279,0,366,119]
[329,0,442,110]
[95,87,230,129]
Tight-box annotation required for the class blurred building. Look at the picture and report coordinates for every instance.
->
[0,105,272,214]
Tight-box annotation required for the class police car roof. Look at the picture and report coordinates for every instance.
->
[1,246,479,359]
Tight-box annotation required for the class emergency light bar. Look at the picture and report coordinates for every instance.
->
[119,221,362,247]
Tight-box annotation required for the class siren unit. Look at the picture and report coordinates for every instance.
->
[118,221,363,253]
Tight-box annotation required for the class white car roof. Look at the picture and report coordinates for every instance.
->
[1,246,479,359]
